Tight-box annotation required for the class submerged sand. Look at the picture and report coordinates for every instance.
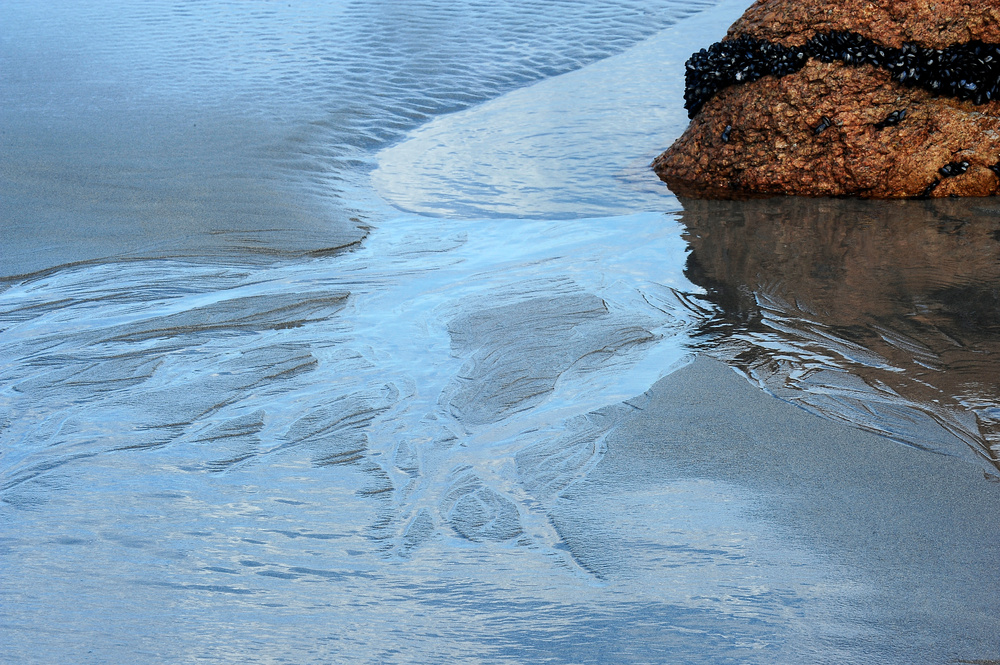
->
[0,111,367,279]
[4,0,1000,661]
[559,356,1000,661]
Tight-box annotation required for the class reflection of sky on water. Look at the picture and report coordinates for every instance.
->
[3,0,1000,663]
[0,210,701,538]
[1,0,718,275]
[4,448,825,663]
[372,0,753,220]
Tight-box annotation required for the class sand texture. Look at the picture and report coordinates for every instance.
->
[557,356,1000,660]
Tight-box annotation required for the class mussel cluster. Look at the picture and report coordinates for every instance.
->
[685,32,1000,117]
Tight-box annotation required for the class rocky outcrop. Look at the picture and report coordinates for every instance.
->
[654,0,1000,198]
[728,0,1000,50]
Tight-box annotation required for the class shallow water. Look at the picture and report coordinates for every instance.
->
[3,0,1000,663]
[1,0,714,275]
[686,198,1000,466]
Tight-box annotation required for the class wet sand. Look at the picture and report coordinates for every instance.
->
[558,356,1000,662]
[0,111,367,280]
[4,0,1000,661]
[682,196,1000,468]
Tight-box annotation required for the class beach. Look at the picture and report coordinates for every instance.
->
[2,0,1000,662]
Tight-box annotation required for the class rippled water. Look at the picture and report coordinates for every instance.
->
[4,0,1000,663]
[1,0,714,275]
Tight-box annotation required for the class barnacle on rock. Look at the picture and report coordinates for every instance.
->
[919,179,942,198]
[874,109,907,130]
[939,160,971,178]
[813,115,833,134]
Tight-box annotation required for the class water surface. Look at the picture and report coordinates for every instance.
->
[3,1,1000,663]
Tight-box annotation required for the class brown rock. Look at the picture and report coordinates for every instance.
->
[654,0,1000,199]
[728,0,1000,49]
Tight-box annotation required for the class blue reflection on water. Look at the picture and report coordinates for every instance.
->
[3,0,1000,663]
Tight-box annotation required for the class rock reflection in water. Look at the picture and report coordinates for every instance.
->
[680,196,1000,470]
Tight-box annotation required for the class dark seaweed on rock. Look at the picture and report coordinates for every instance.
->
[685,32,1000,117]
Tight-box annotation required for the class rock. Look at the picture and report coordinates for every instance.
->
[728,0,1000,50]
[654,0,1000,198]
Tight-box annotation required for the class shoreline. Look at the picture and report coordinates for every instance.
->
[556,355,1000,661]
[0,109,369,279]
